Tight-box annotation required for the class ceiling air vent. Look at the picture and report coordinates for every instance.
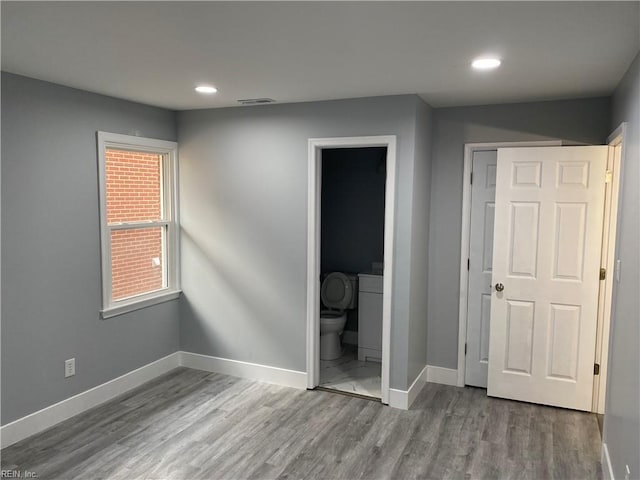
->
[237,98,276,105]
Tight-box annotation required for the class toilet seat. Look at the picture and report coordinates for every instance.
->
[320,272,353,310]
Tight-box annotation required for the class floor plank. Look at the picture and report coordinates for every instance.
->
[1,368,603,480]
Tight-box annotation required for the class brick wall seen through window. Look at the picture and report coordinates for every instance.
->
[105,149,164,300]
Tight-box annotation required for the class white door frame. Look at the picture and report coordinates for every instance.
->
[306,135,396,405]
[592,122,626,413]
[456,140,562,388]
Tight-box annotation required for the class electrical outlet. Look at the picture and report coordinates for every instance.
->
[65,358,75,378]
[625,464,631,480]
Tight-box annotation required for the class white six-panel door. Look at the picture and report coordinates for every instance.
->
[487,146,607,411]
[465,150,497,387]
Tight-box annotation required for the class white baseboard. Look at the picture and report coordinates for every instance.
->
[0,351,306,449]
[387,389,406,410]
[388,365,428,410]
[0,352,180,449]
[602,442,615,480]
[342,330,358,346]
[179,351,307,390]
[426,365,458,386]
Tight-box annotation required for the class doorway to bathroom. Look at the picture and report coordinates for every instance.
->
[318,147,386,398]
[306,136,397,405]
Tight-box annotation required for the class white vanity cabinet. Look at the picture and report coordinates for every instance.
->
[357,273,383,362]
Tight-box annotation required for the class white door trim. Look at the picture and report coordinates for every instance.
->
[456,140,562,387]
[307,135,396,405]
[592,122,626,413]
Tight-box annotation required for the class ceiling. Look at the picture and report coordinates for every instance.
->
[2,2,639,110]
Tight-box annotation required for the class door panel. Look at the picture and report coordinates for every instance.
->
[547,303,581,380]
[479,293,491,364]
[482,203,495,272]
[488,146,607,411]
[504,299,535,374]
[508,202,539,277]
[465,150,496,387]
[553,203,587,280]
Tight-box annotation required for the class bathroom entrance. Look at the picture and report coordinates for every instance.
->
[318,147,386,399]
[306,136,397,405]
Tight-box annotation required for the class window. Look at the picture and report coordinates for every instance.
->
[97,132,180,318]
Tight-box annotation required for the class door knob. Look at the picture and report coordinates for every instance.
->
[495,283,504,292]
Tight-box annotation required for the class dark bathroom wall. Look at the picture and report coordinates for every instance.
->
[321,147,386,274]
[321,147,386,331]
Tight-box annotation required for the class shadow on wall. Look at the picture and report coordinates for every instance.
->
[179,227,303,370]
[443,97,612,145]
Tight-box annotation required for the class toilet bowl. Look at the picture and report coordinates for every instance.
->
[319,272,357,360]
[319,311,347,360]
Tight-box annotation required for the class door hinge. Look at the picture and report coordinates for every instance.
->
[470,172,473,185]
[605,170,613,184]
[600,268,606,281]
[594,363,600,375]
[464,343,467,355]
[467,258,470,270]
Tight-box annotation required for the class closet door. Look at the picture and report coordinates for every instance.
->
[487,146,607,411]
[465,150,497,387]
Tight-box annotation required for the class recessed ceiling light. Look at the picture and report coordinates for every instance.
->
[472,58,501,70]
[195,85,217,94]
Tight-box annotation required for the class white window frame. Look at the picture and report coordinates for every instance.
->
[97,131,181,319]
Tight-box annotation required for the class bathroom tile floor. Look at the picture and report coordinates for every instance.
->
[319,344,382,398]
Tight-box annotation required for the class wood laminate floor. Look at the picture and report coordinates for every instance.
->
[1,367,602,480]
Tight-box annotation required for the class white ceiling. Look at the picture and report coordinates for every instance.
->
[2,2,639,110]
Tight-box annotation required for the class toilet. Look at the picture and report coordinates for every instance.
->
[320,272,358,360]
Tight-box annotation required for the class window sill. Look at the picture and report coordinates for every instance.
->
[100,289,182,319]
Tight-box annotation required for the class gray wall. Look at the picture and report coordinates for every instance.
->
[406,100,432,385]
[427,97,612,369]
[178,95,430,390]
[1,73,180,424]
[604,52,639,480]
